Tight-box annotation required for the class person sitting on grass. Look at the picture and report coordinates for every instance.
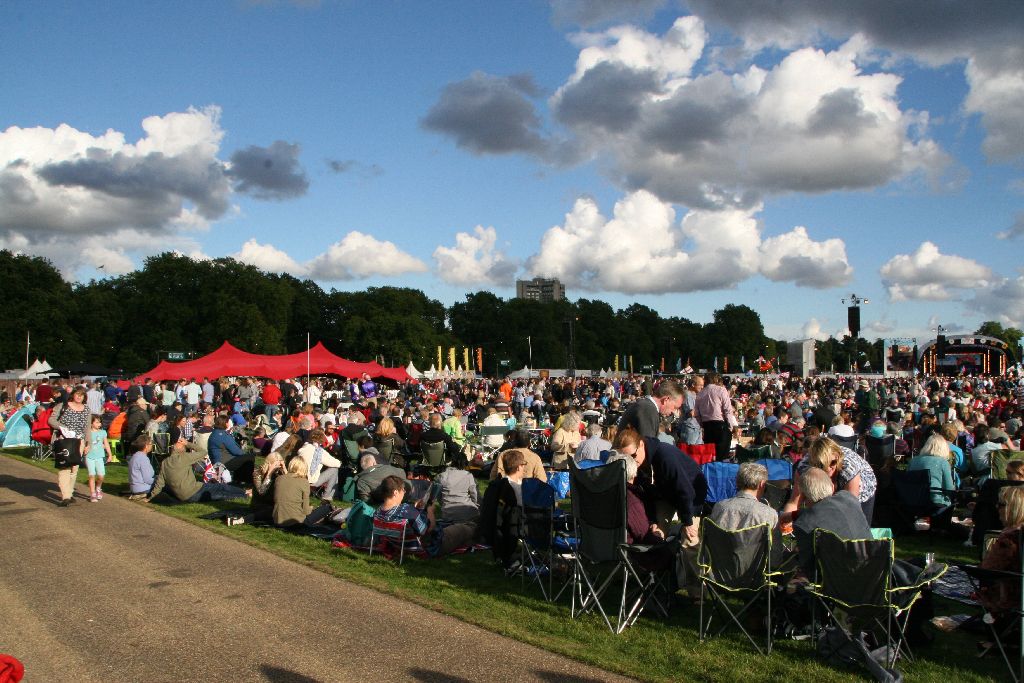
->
[227,451,286,526]
[144,440,250,504]
[355,453,407,502]
[489,430,547,482]
[127,434,155,500]
[273,457,334,529]
[372,475,477,557]
[296,428,342,501]
[430,450,480,523]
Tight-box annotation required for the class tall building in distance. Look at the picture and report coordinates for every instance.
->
[515,277,565,303]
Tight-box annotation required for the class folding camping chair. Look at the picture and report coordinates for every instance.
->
[957,528,1024,683]
[472,425,508,463]
[420,440,448,472]
[992,451,1024,482]
[368,517,418,565]
[520,478,561,600]
[566,459,673,633]
[757,458,794,511]
[341,429,368,468]
[865,434,896,470]
[808,529,947,667]
[735,444,772,463]
[698,518,780,655]
[702,462,739,513]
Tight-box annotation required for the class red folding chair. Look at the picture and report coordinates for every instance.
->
[680,443,716,466]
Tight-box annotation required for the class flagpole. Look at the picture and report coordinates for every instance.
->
[306,332,310,390]
[25,330,30,372]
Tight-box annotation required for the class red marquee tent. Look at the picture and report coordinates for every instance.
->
[135,341,411,383]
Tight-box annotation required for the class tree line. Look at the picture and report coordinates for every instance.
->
[3,249,1016,376]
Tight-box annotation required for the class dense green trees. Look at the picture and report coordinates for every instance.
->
[2,248,897,374]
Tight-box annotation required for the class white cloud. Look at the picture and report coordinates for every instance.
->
[550,25,947,208]
[760,226,852,288]
[432,225,517,285]
[233,238,308,275]
[880,241,993,301]
[565,16,707,85]
[527,190,852,294]
[0,227,205,279]
[801,318,830,341]
[307,231,428,280]
[683,0,1024,165]
[0,107,311,281]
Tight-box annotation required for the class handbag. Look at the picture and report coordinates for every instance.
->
[52,437,83,469]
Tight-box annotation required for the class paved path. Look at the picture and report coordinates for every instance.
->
[0,457,633,683]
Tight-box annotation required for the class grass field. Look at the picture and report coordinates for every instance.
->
[1,448,1008,683]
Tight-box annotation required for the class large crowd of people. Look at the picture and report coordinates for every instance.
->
[4,367,1024,663]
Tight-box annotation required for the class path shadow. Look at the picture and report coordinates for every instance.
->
[259,664,324,683]
[0,472,62,504]
[407,668,475,682]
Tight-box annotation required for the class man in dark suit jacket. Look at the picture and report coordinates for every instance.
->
[793,468,871,576]
[618,380,684,439]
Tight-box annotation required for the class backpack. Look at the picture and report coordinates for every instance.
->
[344,500,376,546]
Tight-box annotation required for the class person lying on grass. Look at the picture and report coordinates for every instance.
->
[144,440,250,504]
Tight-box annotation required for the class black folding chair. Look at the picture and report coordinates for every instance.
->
[519,477,561,601]
[567,459,674,633]
[808,529,947,667]
[697,518,779,654]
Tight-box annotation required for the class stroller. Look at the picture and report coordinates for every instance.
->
[29,408,54,461]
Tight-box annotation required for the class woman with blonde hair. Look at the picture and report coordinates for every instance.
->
[273,456,333,528]
[549,411,582,469]
[979,486,1024,617]
[907,432,956,509]
[787,436,878,524]
[373,416,407,466]
[227,451,286,526]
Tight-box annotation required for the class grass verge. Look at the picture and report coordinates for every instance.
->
[2,448,1004,683]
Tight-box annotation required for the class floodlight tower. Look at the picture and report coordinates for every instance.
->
[842,294,869,372]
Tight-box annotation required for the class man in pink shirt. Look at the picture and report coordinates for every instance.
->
[694,373,735,460]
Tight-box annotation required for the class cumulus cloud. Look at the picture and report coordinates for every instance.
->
[685,0,1024,164]
[0,107,309,279]
[228,140,309,199]
[425,15,952,206]
[227,232,428,281]
[801,318,830,341]
[550,21,946,208]
[760,226,852,288]
[306,231,428,280]
[0,107,230,236]
[432,225,517,286]
[0,227,205,279]
[233,238,308,275]
[880,241,993,301]
[997,211,1024,240]
[526,190,852,294]
[421,72,549,156]
[550,0,668,28]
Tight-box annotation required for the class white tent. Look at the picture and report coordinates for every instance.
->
[423,364,437,380]
[405,361,423,379]
[19,359,54,380]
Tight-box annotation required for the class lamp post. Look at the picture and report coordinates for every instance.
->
[526,335,532,378]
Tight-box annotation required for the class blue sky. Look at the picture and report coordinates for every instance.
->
[2,0,1022,343]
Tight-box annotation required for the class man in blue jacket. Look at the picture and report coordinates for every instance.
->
[206,416,255,484]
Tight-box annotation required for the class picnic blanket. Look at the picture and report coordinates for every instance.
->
[932,565,978,605]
